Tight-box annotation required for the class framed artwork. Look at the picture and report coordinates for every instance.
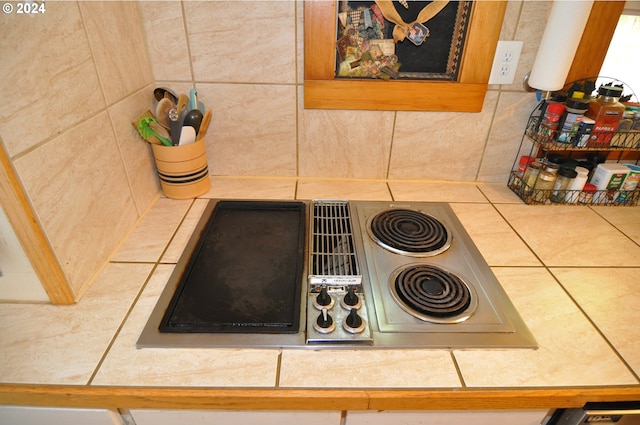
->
[304,1,507,112]
[335,1,472,81]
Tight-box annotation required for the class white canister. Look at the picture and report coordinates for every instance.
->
[566,166,589,203]
[590,163,629,203]
[590,163,629,190]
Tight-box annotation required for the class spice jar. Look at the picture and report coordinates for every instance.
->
[536,103,566,143]
[611,109,635,148]
[572,117,595,147]
[632,109,640,148]
[532,92,568,134]
[517,156,535,175]
[585,85,625,147]
[566,166,589,203]
[557,98,589,143]
[532,169,557,203]
[578,183,597,204]
[512,155,536,192]
[550,168,578,203]
[522,161,543,196]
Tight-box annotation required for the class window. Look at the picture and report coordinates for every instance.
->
[600,4,640,97]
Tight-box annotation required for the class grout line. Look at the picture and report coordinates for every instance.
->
[180,0,196,86]
[488,202,548,267]
[474,183,494,204]
[588,206,640,248]
[86,261,159,386]
[449,351,467,388]
[275,351,282,388]
[385,111,398,180]
[546,268,640,383]
[387,181,395,202]
[87,199,196,385]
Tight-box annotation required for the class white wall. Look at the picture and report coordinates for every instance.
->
[0,205,48,302]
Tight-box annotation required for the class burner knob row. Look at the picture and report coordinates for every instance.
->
[314,307,365,334]
[313,286,365,334]
[314,286,361,310]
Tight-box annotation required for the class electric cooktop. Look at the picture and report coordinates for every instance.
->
[137,199,537,350]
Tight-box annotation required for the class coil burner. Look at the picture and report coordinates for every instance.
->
[367,208,452,256]
[390,264,477,324]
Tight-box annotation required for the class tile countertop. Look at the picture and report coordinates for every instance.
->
[1,177,639,408]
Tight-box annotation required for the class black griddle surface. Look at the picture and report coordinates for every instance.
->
[159,200,306,334]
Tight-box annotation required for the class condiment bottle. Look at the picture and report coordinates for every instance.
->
[566,166,589,203]
[536,103,566,143]
[632,110,640,131]
[545,154,566,170]
[532,92,568,134]
[550,168,578,203]
[632,110,640,148]
[585,85,625,147]
[557,98,589,143]
[512,155,536,192]
[532,169,556,203]
[522,161,543,196]
[578,183,597,204]
[517,156,535,175]
[611,109,635,147]
[572,117,595,147]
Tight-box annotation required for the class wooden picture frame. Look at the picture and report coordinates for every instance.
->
[304,1,507,112]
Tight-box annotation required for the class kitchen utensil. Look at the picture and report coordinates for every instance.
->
[138,117,172,147]
[177,94,189,116]
[183,108,203,134]
[153,87,178,105]
[178,125,197,146]
[149,119,171,140]
[168,108,181,146]
[155,98,174,129]
[132,110,168,145]
[196,110,212,141]
[188,88,206,114]
[189,88,198,110]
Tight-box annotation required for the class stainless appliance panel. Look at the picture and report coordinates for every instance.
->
[137,199,537,349]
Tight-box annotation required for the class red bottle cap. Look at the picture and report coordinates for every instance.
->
[547,103,566,115]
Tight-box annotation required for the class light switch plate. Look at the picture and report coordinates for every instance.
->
[488,40,523,85]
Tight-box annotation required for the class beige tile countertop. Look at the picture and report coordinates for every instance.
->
[1,177,639,410]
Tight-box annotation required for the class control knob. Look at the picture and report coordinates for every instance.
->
[313,308,335,334]
[343,308,365,334]
[314,286,334,310]
[341,286,361,310]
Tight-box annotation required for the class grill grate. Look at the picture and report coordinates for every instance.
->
[311,201,359,276]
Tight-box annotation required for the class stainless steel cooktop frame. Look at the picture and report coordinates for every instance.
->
[137,199,537,350]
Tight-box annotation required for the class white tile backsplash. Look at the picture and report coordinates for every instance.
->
[0,0,562,302]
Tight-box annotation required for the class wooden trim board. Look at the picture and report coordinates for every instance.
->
[0,143,74,304]
[1,384,639,411]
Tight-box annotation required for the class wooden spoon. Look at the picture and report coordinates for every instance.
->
[177,94,189,116]
[196,110,212,141]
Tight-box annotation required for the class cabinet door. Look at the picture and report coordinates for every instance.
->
[0,406,124,425]
[129,409,342,425]
[344,410,549,425]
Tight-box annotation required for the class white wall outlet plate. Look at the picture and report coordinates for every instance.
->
[488,40,523,85]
